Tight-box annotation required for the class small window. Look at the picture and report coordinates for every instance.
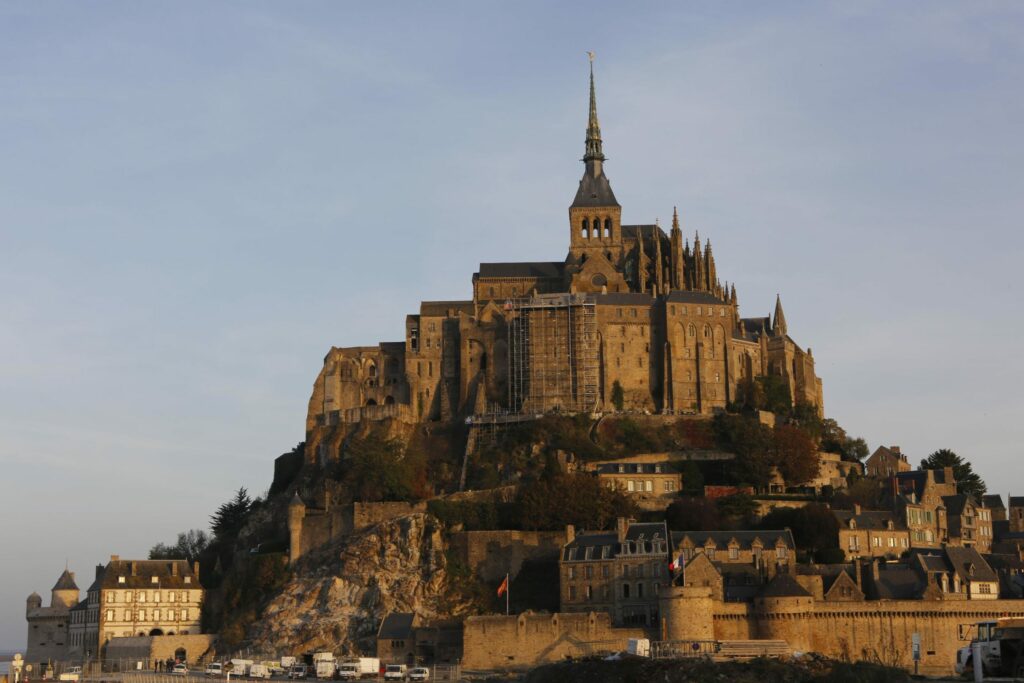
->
[151,576,158,584]
[118,576,126,584]
[184,577,191,585]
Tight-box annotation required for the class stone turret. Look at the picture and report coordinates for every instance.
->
[659,585,714,641]
[26,592,42,616]
[288,492,307,564]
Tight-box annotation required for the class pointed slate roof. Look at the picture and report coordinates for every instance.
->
[53,569,78,592]
[759,573,811,598]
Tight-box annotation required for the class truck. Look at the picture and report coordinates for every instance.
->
[955,617,1024,678]
[314,660,336,680]
[58,666,82,681]
[335,659,379,680]
[231,659,254,677]
[248,664,272,679]
[280,657,297,670]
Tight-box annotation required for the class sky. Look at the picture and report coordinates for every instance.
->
[2,1,1023,649]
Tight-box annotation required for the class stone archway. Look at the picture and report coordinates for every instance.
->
[148,628,164,636]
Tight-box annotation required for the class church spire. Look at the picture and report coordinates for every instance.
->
[584,52,605,171]
[773,294,788,337]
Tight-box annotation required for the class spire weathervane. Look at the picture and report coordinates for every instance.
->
[584,51,604,169]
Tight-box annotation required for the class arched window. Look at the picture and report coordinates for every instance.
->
[605,218,612,238]
[384,395,395,405]
[368,363,377,378]
[688,324,696,337]
[581,218,590,239]
[703,325,711,338]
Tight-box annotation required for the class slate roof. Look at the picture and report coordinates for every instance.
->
[671,529,796,550]
[595,462,675,475]
[571,170,619,208]
[101,559,196,589]
[621,224,666,241]
[983,495,1005,510]
[477,262,566,279]
[833,509,907,531]
[53,570,78,592]
[419,300,474,317]
[562,532,618,562]
[593,292,655,305]
[666,290,727,305]
[942,495,976,516]
[872,564,924,600]
[945,546,998,583]
[70,599,88,613]
[760,574,811,598]
[1010,496,1024,508]
[377,613,416,640]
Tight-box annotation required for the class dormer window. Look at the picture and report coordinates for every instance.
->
[151,576,159,584]
[184,577,191,584]
[118,576,126,584]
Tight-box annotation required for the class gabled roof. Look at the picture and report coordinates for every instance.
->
[562,532,618,562]
[942,494,977,516]
[53,570,78,592]
[872,564,923,600]
[595,461,674,475]
[625,522,669,543]
[759,574,811,598]
[1010,496,1024,508]
[476,262,566,279]
[945,546,998,583]
[983,495,1005,510]
[377,613,416,640]
[833,509,906,531]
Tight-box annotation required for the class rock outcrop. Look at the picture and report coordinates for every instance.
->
[248,513,467,655]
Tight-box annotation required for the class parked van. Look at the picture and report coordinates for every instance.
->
[383,664,407,681]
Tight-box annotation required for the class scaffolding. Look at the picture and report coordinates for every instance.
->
[508,293,599,415]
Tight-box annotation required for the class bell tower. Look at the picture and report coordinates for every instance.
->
[569,55,623,263]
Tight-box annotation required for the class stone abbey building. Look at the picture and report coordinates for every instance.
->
[306,64,823,452]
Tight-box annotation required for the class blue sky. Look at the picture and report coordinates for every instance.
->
[2,2,1023,648]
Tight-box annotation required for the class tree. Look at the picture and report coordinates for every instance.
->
[149,529,210,563]
[341,434,428,502]
[771,424,819,487]
[757,375,792,414]
[759,503,839,555]
[714,414,773,489]
[843,437,869,461]
[610,381,625,412]
[920,449,987,499]
[665,497,721,531]
[516,471,636,531]
[210,488,253,541]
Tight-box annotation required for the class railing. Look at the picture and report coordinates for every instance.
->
[651,640,719,659]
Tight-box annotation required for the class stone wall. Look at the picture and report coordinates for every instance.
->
[105,634,216,666]
[353,502,427,530]
[461,612,648,670]
[450,530,567,583]
[293,502,429,563]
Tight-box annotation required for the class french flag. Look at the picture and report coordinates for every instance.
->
[668,553,685,572]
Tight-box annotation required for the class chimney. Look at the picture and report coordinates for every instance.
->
[616,517,629,543]
[193,561,200,578]
[943,466,955,485]
[565,524,576,544]
[131,562,137,576]
[854,503,862,516]
[110,555,119,562]
[890,446,901,455]
[95,564,105,581]
[172,563,179,577]
[871,558,880,582]
[854,560,863,589]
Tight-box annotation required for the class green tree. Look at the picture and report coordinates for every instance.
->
[210,488,253,541]
[756,375,792,414]
[714,414,773,489]
[149,529,210,563]
[843,436,869,461]
[759,504,839,555]
[341,434,428,502]
[920,449,987,498]
[665,497,721,531]
[516,471,636,531]
[610,380,625,412]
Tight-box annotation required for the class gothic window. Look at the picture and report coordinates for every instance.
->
[591,273,607,287]
[703,325,711,338]
[620,343,625,353]
[621,326,626,336]
[605,218,612,237]
[368,364,377,378]
[631,308,637,318]
[688,324,696,337]
[637,357,643,368]
[582,219,590,239]
[670,306,675,315]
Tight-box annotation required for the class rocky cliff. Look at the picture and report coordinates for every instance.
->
[247,512,469,655]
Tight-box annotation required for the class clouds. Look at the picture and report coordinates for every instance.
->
[1,1,1023,648]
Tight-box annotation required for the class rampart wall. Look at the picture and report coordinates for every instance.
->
[450,530,567,582]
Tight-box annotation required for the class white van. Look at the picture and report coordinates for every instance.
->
[383,664,407,681]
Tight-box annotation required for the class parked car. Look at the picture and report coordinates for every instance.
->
[288,664,308,680]
[172,664,189,676]
[205,663,224,677]
[408,668,429,681]
[383,664,407,681]
[249,664,272,680]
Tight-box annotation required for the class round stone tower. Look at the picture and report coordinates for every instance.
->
[754,578,814,652]
[659,585,715,641]
[288,492,306,565]
[26,592,42,616]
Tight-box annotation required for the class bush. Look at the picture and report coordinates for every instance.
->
[610,380,625,411]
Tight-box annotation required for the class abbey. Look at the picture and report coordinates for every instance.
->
[306,64,823,444]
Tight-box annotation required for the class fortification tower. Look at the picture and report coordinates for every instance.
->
[754,575,814,653]
[659,584,715,641]
[25,592,42,617]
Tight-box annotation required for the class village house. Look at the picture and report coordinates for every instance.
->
[594,461,682,509]
[834,506,911,560]
[864,445,911,478]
